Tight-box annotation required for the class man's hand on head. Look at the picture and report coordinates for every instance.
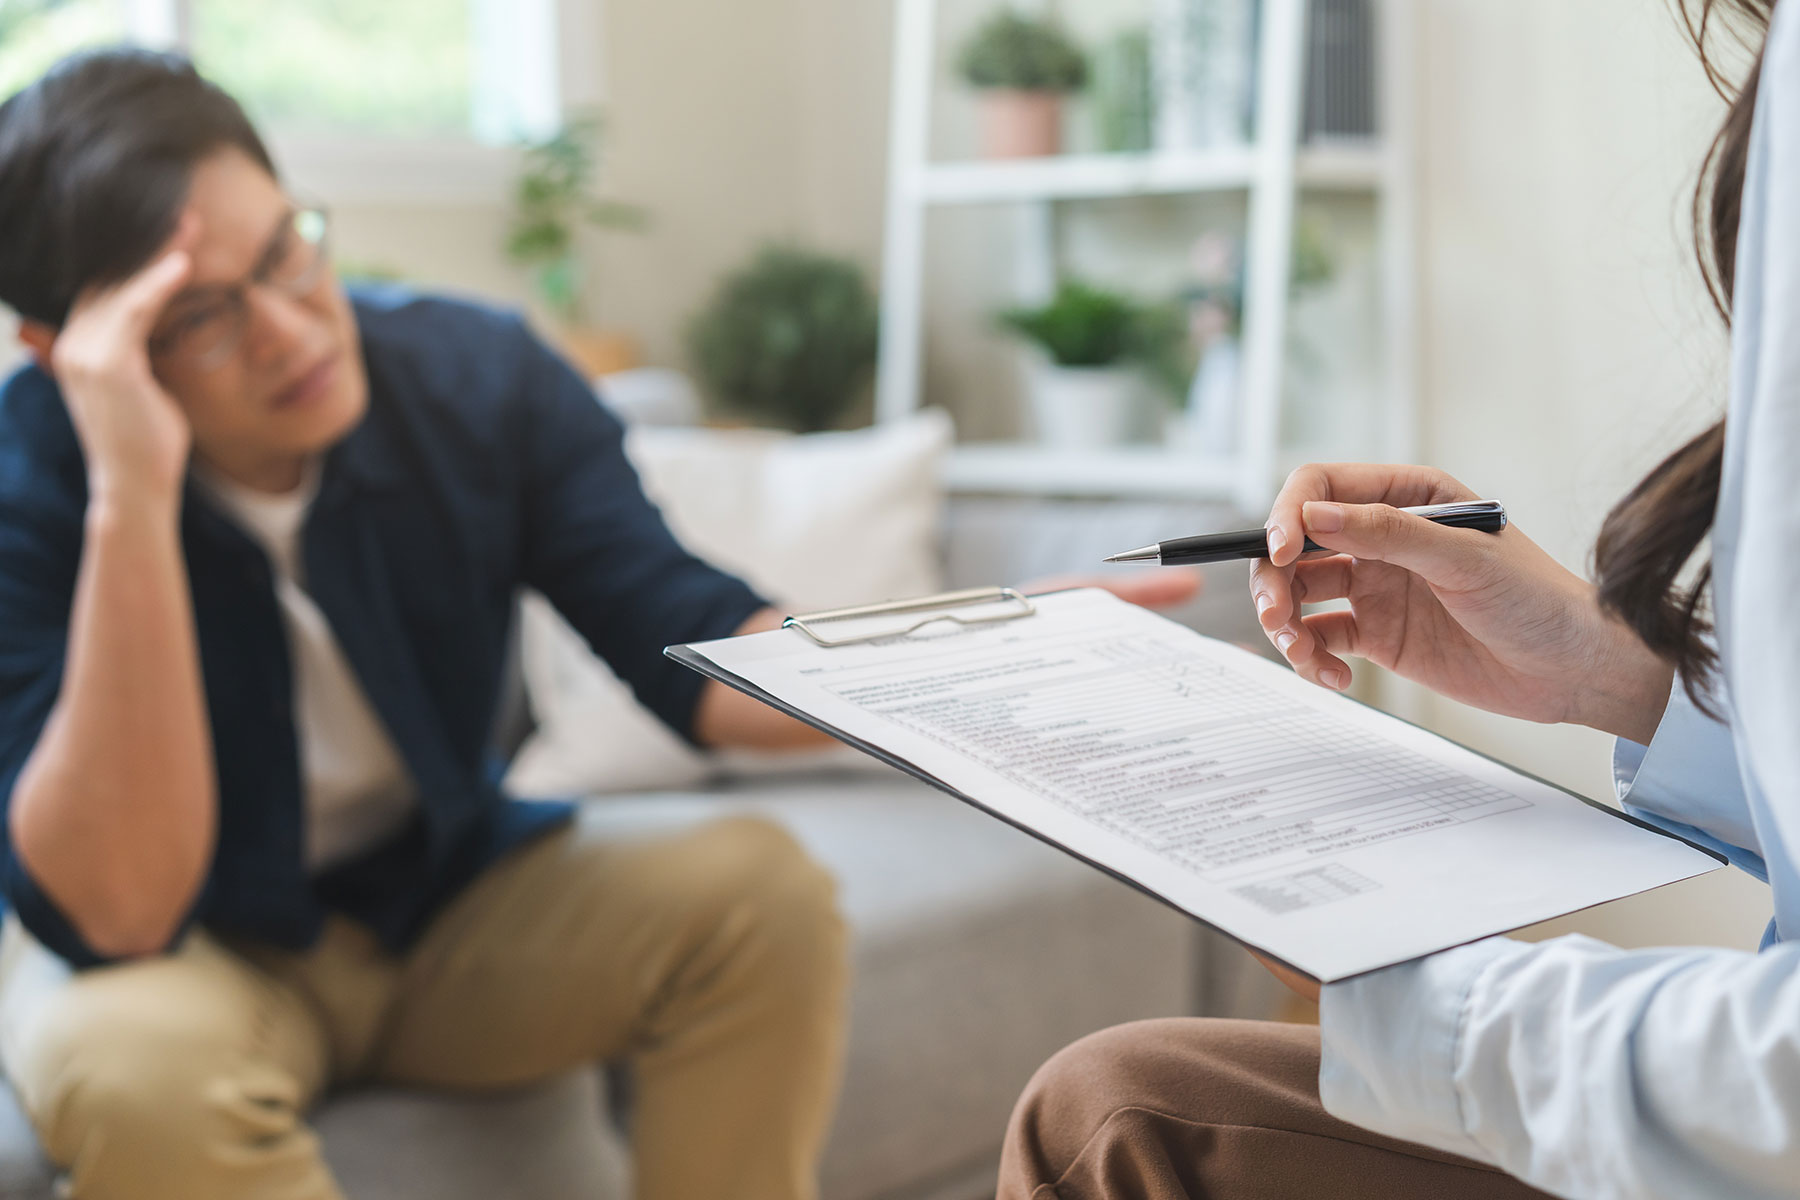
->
[37,214,203,508]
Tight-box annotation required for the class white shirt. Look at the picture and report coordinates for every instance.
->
[198,464,417,872]
[1317,7,1800,1197]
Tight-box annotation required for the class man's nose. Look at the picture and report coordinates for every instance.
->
[241,284,319,366]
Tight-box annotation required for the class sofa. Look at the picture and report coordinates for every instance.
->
[0,399,1283,1200]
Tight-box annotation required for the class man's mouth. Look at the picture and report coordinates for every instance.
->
[271,350,338,410]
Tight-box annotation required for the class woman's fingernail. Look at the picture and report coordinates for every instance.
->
[1275,630,1297,654]
[1321,668,1347,690]
[1254,591,1273,619]
[1266,526,1288,558]
[1303,502,1344,534]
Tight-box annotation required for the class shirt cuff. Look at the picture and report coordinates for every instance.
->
[1,843,109,969]
[1611,668,1695,805]
[1318,936,1524,1163]
[1608,672,1764,879]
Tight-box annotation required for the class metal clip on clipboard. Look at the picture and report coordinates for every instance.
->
[782,587,1036,649]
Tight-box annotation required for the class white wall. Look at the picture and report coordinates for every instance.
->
[1398,0,1767,949]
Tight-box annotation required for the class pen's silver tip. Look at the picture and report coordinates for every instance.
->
[1103,545,1161,564]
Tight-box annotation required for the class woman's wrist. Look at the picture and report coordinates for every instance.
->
[1570,613,1676,744]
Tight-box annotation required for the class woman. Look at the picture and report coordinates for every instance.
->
[996,2,1799,1198]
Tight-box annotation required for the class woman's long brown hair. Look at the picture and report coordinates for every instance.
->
[1592,0,1773,706]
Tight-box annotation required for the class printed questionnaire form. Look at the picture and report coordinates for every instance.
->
[670,589,1721,981]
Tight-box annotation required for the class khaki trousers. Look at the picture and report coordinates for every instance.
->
[998,1018,1555,1200]
[0,811,849,1200]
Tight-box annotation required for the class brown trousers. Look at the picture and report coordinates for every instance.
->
[999,1018,1555,1200]
[0,811,848,1200]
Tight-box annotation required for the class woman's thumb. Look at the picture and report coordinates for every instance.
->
[1301,501,1488,583]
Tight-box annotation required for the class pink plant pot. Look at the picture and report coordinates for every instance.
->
[979,90,1064,159]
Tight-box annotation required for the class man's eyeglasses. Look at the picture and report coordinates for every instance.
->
[147,207,331,371]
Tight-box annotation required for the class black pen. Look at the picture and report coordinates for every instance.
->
[1102,500,1509,566]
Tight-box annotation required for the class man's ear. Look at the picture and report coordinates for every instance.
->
[16,320,54,370]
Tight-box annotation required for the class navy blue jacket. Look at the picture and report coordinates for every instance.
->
[0,290,765,967]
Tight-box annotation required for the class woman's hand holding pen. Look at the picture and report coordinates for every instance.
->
[1250,463,1675,745]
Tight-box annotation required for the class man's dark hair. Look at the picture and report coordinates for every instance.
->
[0,47,274,327]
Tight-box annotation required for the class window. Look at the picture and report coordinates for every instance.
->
[189,0,478,140]
[0,0,599,201]
[0,0,126,99]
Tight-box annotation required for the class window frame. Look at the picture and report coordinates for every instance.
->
[118,0,605,205]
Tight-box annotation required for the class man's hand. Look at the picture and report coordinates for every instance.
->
[1025,568,1203,611]
[691,607,836,750]
[50,215,201,507]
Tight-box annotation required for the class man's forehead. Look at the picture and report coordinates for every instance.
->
[178,149,288,285]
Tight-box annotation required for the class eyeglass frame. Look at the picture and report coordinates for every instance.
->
[146,205,333,371]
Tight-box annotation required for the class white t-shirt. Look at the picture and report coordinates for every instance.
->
[198,463,417,872]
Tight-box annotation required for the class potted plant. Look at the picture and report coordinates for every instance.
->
[686,245,880,433]
[956,11,1088,158]
[505,111,646,379]
[999,281,1164,448]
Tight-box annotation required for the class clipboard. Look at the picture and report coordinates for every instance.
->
[666,586,1726,983]
[780,586,1036,647]
[665,585,1249,958]
[669,588,1046,776]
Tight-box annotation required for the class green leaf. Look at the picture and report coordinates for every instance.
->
[956,11,1088,92]
[999,281,1139,367]
[503,106,643,315]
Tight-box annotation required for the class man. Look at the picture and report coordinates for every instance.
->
[0,46,859,1200]
[0,46,1199,1200]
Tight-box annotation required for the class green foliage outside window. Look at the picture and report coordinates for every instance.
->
[1,0,479,139]
[189,0,471,137]
[0,0,124,102]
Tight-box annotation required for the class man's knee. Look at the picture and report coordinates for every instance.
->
[25,1010,304,1173]
[7,962,325,1194]
[687,816,842,934]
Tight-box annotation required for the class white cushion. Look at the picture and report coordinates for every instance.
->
[506,410,952,798]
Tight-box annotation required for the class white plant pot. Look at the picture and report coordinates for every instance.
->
[1028,363,1144,449]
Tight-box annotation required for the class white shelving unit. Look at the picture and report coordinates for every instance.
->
[875,0,1417,513]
